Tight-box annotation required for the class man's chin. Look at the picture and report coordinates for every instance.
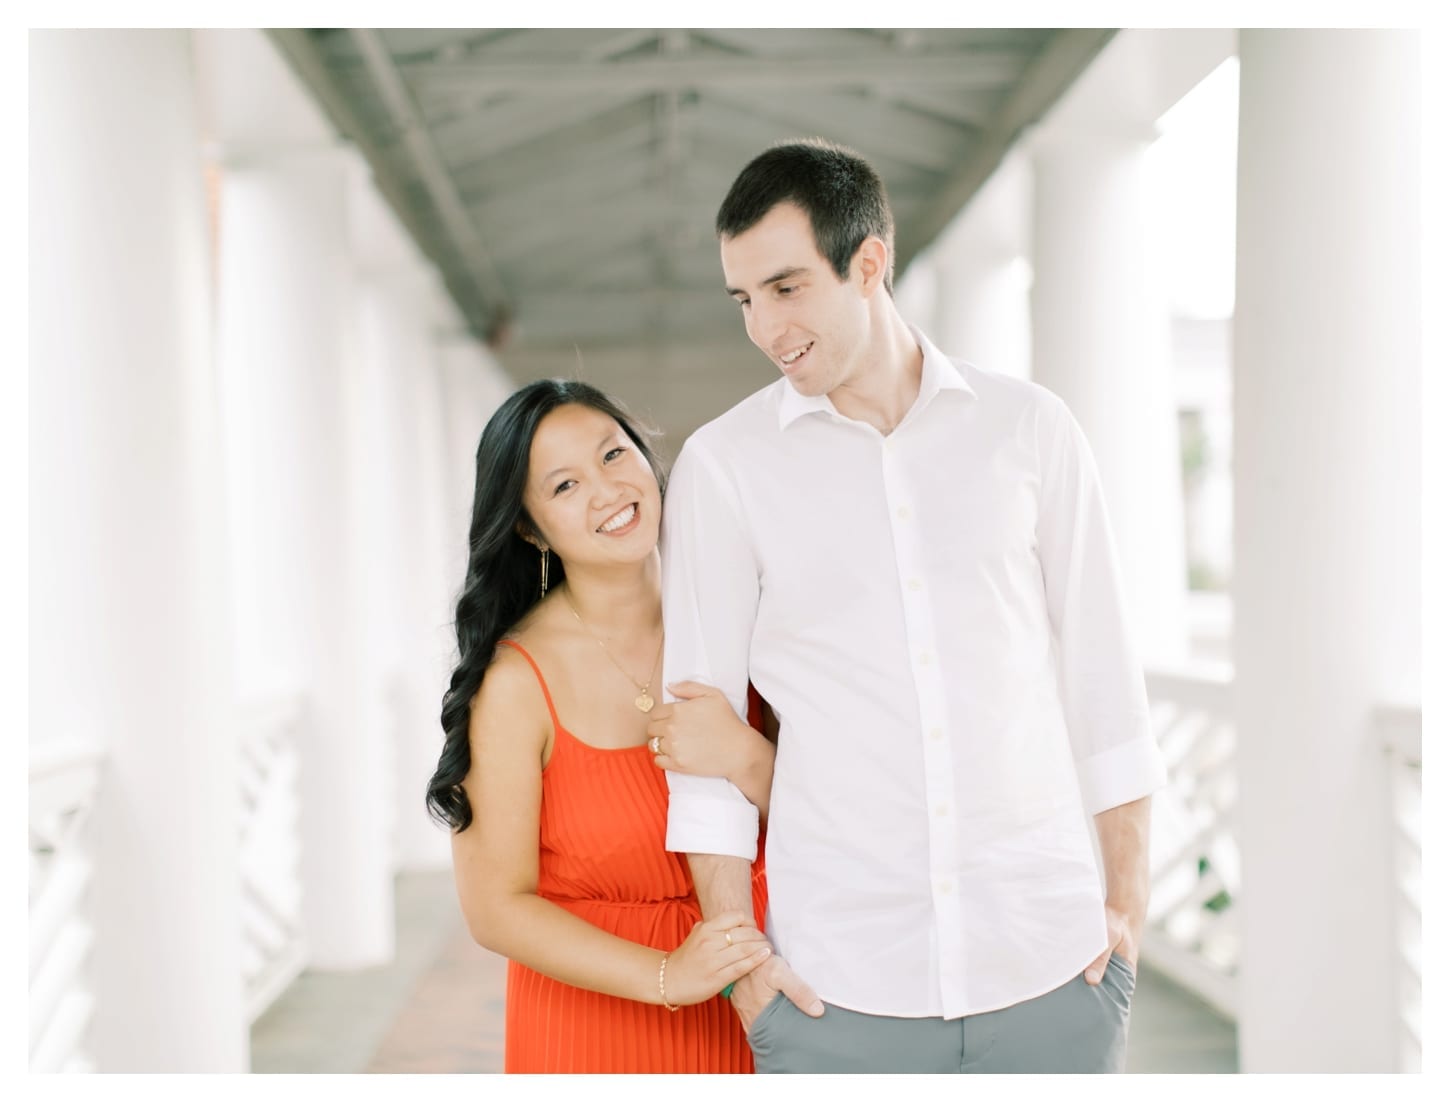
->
[785,373,826,397]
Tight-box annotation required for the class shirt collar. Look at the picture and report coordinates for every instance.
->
[777,325,976,431]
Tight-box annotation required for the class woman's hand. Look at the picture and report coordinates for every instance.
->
[647,681,768,784]
[660,911,772,1007]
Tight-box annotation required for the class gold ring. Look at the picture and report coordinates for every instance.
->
[725,929,734,948]
[650,735,662,755]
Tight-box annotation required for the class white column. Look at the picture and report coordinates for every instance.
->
[928,153,1032,379]
[354,260,460,870]
[932,242,1031,381]
[1030,128,1188,663]
[215,143,393,969]
[1233,30,1419,1072]
[405,310,466,864]
[437,338,516,581]
[29,30,247,1070]
[892,252,939,341]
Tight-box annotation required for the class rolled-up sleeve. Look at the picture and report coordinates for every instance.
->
[660,436,761,859]
[1034,393,1167,816]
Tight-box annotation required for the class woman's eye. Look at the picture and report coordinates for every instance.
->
[553,479,576,496]
[604,447,626,463]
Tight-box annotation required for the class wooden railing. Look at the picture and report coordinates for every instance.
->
[1377,702,1421,1074]
[238,695,308,1023]
[1141,663,1240,1019]
[30,739,106,1073]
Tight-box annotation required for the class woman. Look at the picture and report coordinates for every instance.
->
[426,379,776,1073]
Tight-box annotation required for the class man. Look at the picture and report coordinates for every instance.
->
[657,139,1166,1073]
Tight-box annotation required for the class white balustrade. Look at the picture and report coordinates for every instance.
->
[30,739,105,1073]
[1142,664,1422,1067]
[238,695,308,1022]
[1377,702,1421,1074]
[1142,663,1240,1019]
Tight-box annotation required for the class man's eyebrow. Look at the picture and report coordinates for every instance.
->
[725,266,811,297]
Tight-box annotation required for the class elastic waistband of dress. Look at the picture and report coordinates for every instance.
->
[543,894,695,909]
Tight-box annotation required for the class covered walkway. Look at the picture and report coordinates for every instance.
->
[29,27,1425,1075]
[248,871,1238,1074]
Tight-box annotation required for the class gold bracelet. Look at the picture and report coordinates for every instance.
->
[658,953,680,1012]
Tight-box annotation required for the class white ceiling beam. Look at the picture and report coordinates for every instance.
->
[404,52,1025,94]
[458,133,659,209]
[702,86,971,175]
[684,96,951,181]
[877,84,998,128]
[348,29,511,306]
[432,88,645,166]
[579,28,663,62]
[266,29,498,337]
[467,154,660,227]
[490,198,713,263]
[450,100,658,187]
[690,27,890,58]
[896,29,1117,266]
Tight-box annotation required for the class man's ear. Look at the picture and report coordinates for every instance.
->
[854,235,890,297]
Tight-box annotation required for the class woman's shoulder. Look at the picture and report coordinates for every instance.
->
[497,603,565,671]
[468,637,555,750]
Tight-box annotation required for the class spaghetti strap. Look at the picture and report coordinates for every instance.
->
[498,639,563,732]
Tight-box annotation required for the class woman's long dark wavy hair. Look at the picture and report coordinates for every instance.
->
[426,379,667,832]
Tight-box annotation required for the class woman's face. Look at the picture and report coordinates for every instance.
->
[521,403,661,572]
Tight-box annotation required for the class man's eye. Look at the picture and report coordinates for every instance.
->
[779,285,797,296]
[736,298,750,309]
[553,479,576,495]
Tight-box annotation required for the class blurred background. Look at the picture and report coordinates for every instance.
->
[28,27,1425,1073]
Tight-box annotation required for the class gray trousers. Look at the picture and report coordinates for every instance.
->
[748,953,1136,1073]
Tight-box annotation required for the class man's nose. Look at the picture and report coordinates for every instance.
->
[748,300,784,349]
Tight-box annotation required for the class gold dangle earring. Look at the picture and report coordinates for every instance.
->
[539,546,549,599]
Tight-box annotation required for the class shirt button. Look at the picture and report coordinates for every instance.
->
[938,881,953,894]
[896,505,911,520]
[935,805,948,817]
[907,578,923,591]
[918,651,933,666]
[930,727,944,740]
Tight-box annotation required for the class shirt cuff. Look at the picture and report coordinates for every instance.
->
[1075,735,1169,817]
[665,788,760,860]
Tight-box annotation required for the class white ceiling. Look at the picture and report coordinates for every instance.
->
[269,28,1114,356]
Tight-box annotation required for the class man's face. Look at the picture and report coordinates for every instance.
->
[721,202,870,398]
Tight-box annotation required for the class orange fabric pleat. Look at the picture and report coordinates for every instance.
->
[498,640,769,1074]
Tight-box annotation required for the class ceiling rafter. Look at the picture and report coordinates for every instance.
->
[349,29,511,307]
[449,97,659,185]
[272,27,1117,352]
[702,85,973,175]
[896,29,1116,267]
[401,52,1028,94]
[266,29,497,340]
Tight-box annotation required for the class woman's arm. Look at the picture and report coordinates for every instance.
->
[452,650,769,1006]
[647,681,777,823]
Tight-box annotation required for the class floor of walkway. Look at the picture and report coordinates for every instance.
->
[251,870,1238,1073]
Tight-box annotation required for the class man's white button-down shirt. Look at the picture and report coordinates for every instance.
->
[661,331,1167,1019]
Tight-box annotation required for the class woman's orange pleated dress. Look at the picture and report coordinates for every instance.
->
[498,640,769,1074]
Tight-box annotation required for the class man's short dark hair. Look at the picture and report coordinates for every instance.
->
[716,138,896,294]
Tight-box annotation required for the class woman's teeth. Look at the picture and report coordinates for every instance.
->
[599,504,636,533]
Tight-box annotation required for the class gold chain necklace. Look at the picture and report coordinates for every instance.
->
[561,588,665,713]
